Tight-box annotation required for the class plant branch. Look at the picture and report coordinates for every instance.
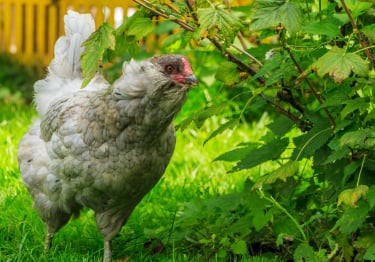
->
[340,0,375,65]
[258,189,308,242]
[282,38,336,128]
[261,94,311,131]
[133,0,196,32]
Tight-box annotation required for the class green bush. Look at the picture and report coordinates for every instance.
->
[0,53,42,102]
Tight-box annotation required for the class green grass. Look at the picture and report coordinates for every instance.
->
[0,98,277,261]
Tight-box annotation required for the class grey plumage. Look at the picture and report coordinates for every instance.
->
[18,11,197,262]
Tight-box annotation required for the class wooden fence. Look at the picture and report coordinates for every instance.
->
[0,0,133,65]
[0,0,251,66]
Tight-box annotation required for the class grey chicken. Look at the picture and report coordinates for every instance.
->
[18,11,197,262]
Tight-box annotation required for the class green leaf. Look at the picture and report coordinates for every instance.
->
[197,5,242,48]
[340,0,373,18]
[367,186,375,210]
[153,20,180,35]
[252,161,299,189]
[364,243,375,260]
[274,217,301,238]
[293,243,319,262]
[214,143,259,162]
[336,235,354,261]
[311,47,369,83]
[252,209,273,231]
[340,97,369,119]
[230,138,289,172]
[215,61,240,85]
[302,16,343,37]
[354,229,375,250]
[267,115,294,137]
[337,185,369,208]
[333,201,369,234]
[230,240,248,255]
[250,0,303,34]
[292,126,333,161]
[176,104,227,131]
[340,128,375,149]
[81,22,115,87]
[323,136,351,164]
[127,17,154,40]
[362,24,375,43]
[204,119,238,145]
[161,32,183,48]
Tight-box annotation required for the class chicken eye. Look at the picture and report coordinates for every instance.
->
[165,65,175,74]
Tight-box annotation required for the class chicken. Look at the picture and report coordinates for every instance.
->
[17,11,197,262]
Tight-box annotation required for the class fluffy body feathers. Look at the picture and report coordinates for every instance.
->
[18,10,196,262]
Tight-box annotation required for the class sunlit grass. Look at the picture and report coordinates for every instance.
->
[0,98,276,261]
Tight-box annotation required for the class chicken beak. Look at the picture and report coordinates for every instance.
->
[185,74,199,85]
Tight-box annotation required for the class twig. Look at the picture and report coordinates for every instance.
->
[133,0,196,32]
[340,0,375,65]
[261,94,311,131]
[215,34,263,66]
[209,37,263,82]
[282,36,336,128]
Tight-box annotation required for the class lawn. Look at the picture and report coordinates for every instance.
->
[0,96,275,261]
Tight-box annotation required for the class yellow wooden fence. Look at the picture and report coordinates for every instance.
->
[0,0,133,65]
[0,0,251,66]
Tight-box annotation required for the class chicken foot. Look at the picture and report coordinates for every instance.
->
[103,240,112,262]
[44,231,54,250]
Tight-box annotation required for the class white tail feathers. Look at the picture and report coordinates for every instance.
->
[34,11,95,115]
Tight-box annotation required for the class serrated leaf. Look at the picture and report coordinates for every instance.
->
[364,243,375,260]
[362,24,375,43]
[154,20,180,35]
[274,217,300,237]
[342,161,361,185]
[253,209,273,231]
[367,186,375,209]
[355,230,375,251]
[176,104,227,131]
[253,53,286,80]
[215,61,240,85]
[127,17,154,40]
[311,47,369,83]
[326,135,348,160]
[293,243,318,262]
[302,16,343,37]
[340,97,369,119]
[340,128,375,149]
[81,22,115,87]
[197,5,242,48]
[250,0,302,34]
[341,0,373,18]
[204,119,238,145]
[319,87,350,109]
[161,32,183,48]
[292,126,333,161]
[324,146,350,164]
[267,115,294,137]
[252,161,299,189]
[336,235,354,261]
[337,185,369,208]
[214,143,259,162]
[230,240,248,255]
[333,201,369,234]
[230,138,289,172]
